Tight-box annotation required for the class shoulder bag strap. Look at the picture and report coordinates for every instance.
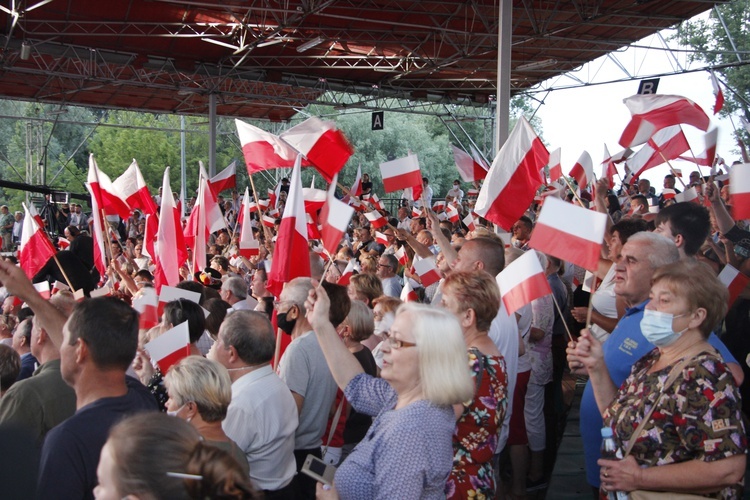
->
[623,356,693,458]
[322,397,346,458]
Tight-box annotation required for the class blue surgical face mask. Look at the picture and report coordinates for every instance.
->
[640,309,688,347]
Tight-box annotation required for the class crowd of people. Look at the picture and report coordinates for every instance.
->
[0,163,748,500]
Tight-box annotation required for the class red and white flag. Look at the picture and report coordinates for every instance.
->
[303,186,327,215]
[153,168,188,292]
[280,116,354,183]
[57,238,70,250]
[158,285,201,318]
[394,245,409,266]
[375,231,389,246]
[661,188,677,201]
[413,257,441,287]
[19,202,56,279]
[474,117,548,230]
[547,147,562,183]
[400,279,419,302]
[467,188,479,198]
[306,213,322,240]
[144,322,191,374]
[26,202,44,230]
[52,280,69,295]
[90,283,114,299]
[113,160,158,216]
[678,128,718,167]
[235,119,302,174]
[718,264,750,308]
[366,193,385,211]
[619,94,710,148]
[267,154,311,297]
[710,71,724,115]
[445,204,460,223]
[569,150,593,187]
[463,213,476,232]
[364,210,387,229]
[133,287,160,330]
[379,154,422,193]
[628,125,690,178]
[496,249,552,315]
[319,174,355,256]
[528,197,607,271]
[411,206,423,218]
[258,198,270,211]
[208,161,237,196]
[675,187,700,204]
[730,163,750,220]
[349,164,363,198]
[261,214,277,228]
[337,259,357,286]
[239,188,260,258]
[451,144,489,183]
[432,200,446,212]
[601,145,617,189]
[87,154,131,219]
[33,281,51,300]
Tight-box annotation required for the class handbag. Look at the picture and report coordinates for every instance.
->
[621,356,711,500]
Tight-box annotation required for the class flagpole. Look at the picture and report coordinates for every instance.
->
[560,175,587,208]
[247,173,275,243]
[550,292,574,343]
[656,151,690,190]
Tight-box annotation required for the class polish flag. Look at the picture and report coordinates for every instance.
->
[730,163,750,220]
[628,125,690,178]
[306,213,322,240]
[375,231,389,246]
[267,154,311,297]
[258,198,270,211]
[261,214,277,228]
[400,279,419,302]
[445,204,460,223]
[90,283,114,299]
[239,188,260,258]
[87,154,131,219]
[82,181,108,277]
[548,148,563,182]
[496,249,552,315]
[675,187,700,204]
[367,194,385,211]
[303,186,327,215]
[157,285,202,318]
[619,94,710,148]
[661,188,677,200]
[337,259,357,286]
[451,144,489,183]
[394,245,409,266]
[349,164,363,198]
[463,213,476,231]
[153,168,188,292]
[569,150,593,187]
[33,281,51,300]
[142,213,157,260]
[349,197,365,212]
[678,128,718,167]
[467,188,479,198]
[114,160,158,216]
[364,211,387,229]
[601,145,617,189]
[235,119,300,173]
[208,161,237,196]
[280,116,354,183]
[413,257,441,287]
[474,117,548,230]
[527,197,607,272]
[57,238,70,250]
[718,264,750,308]
[380,154,422,193]
[411,207,423,218]
[19,202,57,279]
[52,280,70,295]
[144,322,191,374]
[432,200,446,212]
[26,202,45,230]
[710,71,724,115]
[133,287,159,330]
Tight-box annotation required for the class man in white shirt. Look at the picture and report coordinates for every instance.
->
[445,179,464,205]
[220,277,255,311]
[211,311,298,498]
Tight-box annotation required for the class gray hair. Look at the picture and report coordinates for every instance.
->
[219,310,275,365]
[221,277,247,300]
[281,277,314,315]
[627,232,679,269]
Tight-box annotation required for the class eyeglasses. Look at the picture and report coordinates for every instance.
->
[386,336,416,349]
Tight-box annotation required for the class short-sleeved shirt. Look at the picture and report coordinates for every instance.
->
[37,378,158,500]
[604,349,746,499]
[335,374,455,500]
[278,331,338,450]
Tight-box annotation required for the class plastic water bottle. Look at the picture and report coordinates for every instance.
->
[600,427,626,500]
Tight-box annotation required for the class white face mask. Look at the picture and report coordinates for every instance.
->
[374,312,395,337]
[167,403,185,418]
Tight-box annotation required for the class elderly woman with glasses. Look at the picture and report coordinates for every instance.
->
[306,286,474,500]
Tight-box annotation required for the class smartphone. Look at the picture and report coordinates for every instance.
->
[300,454,336,486]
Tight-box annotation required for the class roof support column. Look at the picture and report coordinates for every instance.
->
[495,0,512,154]
[208,93,217,177]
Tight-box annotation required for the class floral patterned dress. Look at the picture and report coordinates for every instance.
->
[602,349,747,499]
[446,348,508,500]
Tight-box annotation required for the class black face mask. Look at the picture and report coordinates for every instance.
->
[277,307,297,335]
